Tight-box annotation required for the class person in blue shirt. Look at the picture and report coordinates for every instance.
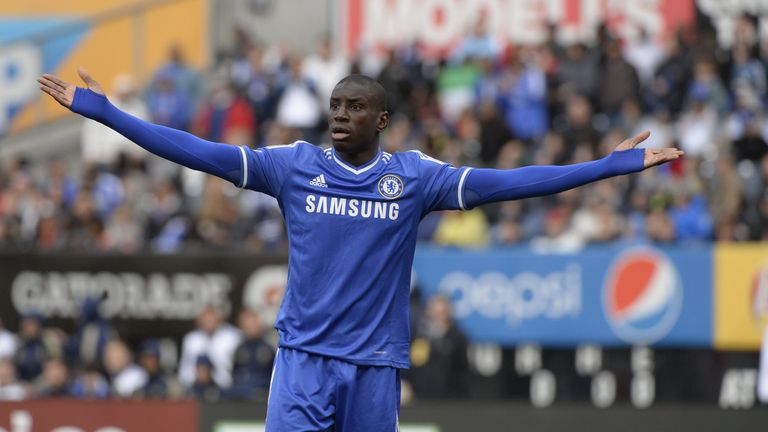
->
[39,68,682,431]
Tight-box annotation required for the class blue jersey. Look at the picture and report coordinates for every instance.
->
[237,142,471,369]
[70,87,645,372]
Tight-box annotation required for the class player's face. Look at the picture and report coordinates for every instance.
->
[328,82,388,154]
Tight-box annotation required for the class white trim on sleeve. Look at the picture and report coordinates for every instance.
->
[237,146,248,188]
[457,167,472,210]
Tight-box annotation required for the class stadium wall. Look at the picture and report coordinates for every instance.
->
[1,399,767,432]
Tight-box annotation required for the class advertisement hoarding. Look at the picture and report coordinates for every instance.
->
[412,245,712,347]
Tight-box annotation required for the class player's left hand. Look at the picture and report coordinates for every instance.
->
[613,130,684,169]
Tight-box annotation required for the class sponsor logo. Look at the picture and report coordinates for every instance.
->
[377,174,404,199]
[309,174,328,188]
[305,194,400,220]
[10,271,231,320]
[437,265,582,326]
[603,247,683,344]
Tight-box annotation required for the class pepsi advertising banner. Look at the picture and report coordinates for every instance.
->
[412,245,712,347]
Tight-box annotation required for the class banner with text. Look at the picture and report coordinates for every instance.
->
[341,0,695,56]
[413,245,712,347]
[0,253,288,345]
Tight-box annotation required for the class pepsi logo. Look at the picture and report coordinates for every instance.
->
[602,248,683,344]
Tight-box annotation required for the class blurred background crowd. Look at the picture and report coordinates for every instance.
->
[2,14,768,254]
[0,293,465,402]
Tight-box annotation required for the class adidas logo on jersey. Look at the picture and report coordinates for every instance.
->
[309,174,328,188]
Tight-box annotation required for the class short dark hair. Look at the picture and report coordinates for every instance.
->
[335,74,387,111]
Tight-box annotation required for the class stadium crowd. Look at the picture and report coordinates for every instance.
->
[0,293,465,401]
[1,16,768,401]
[2,16,768,254]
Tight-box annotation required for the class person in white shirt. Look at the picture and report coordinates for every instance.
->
[0,319,17,360]
[759,325,768,403]
[178,305,241,389]
[0,360,26,400]
[301,36,350,113]
[81,74,149,167]
[103,339,147,398]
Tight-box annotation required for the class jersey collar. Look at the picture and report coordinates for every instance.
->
[329,148,382,175]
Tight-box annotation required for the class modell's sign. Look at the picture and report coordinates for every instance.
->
[341,0,695,55]
[0,400,197,432]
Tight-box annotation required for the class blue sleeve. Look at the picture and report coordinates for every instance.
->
[414,151,473,213]
[240,143,299,197]
[463,149,645,208]
[71,88,244,187]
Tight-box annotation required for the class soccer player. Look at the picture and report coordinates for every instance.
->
[39,68,682,430]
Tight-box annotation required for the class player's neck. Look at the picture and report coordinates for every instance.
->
[334,146,380,167]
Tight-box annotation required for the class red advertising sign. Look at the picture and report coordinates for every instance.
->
[341,0,695,56]
[0,400,198,432]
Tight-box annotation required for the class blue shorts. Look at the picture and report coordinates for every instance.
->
[265,347,401,431]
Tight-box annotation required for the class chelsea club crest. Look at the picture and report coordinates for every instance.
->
[378,174,404,199]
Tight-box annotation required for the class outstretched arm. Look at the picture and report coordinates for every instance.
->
[38,68,244,185]
[463,131,683,208]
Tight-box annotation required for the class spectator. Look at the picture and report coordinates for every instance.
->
[178,305,241,389]
[0,318,17,360]
[649,37,691,116]
[451,17,501,63]
[302,36,351,114]
[81,74,149,167]
[709,156,744,240]
[598,38,640,118]
[531,206,583,253]
[147,71,193,131]
[645,208,676,243]
[62,190,105,252]
[69,367,110,399]
[149,45,201,111]
[432,210,490,247]
[33,358,71,397]
[437,59,481,124]
[193,79,255,146]
[15,312,61,382]
[556,96,600,158]
[135,339,183,399]
[677,88,719,158]
[669,188,713,243]
[65,298,117,369]
[556,43,598,101]
[187,355,221,402]
[624,28,666,85]
[103,340,148,398]
[104,204,144,253]
[685,60,729,116]
[477,101,512,165]
[730,42,766,97]
[497,49,548,141]
[407,295,469,399]
[229,309,275,400]
[274,56,322,141]
[0,360,26,400]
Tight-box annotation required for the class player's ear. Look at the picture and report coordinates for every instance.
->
[377,111,389,132]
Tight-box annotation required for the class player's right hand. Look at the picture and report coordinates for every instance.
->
[37,67,104,109]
